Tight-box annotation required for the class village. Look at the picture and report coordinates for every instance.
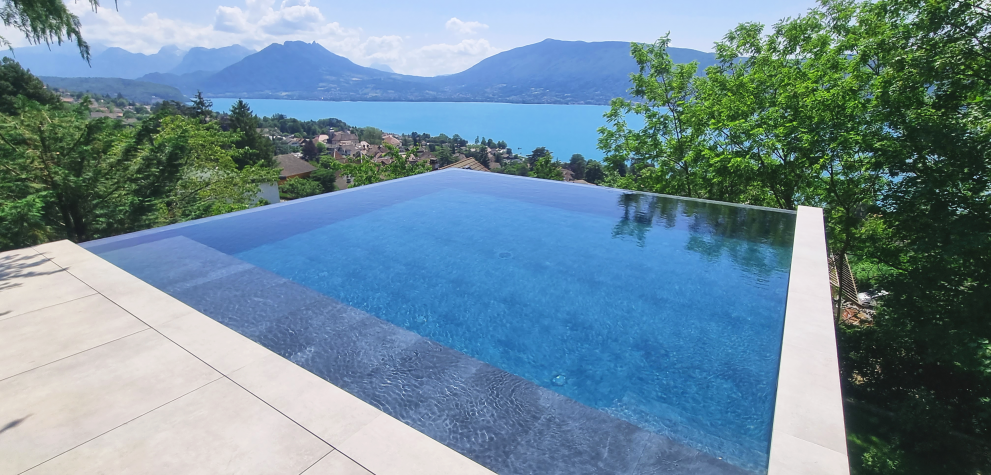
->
[270,127,602,200]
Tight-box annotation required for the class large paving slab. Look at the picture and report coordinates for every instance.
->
[0,294,148,381]
[25,378,331,475]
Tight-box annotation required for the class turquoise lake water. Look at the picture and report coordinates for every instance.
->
[208,98,627,160]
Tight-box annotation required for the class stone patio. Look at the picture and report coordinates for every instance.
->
[0,241,494,475]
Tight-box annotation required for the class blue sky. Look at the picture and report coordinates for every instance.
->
[6,0,818,76]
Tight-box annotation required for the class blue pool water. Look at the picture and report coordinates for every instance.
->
[84,171,795,474]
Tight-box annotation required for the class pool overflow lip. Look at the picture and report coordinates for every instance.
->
[78,170,847,474]
[767,206,850,475]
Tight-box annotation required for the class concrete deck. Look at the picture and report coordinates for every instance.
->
[0,241,495,475]
[767,206,850,475]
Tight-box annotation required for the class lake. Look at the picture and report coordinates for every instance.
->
[208,99,626,161]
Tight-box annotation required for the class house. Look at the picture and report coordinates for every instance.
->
[438,158,490,172]
[315,134,329,144]
[330,130,358,146]
[275,154,316,184]
[382,134,402,147]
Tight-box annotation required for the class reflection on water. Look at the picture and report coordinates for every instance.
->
[612,193,796,277]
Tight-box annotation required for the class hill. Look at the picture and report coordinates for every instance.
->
[21,39,719,105]
[155,39,716,104]
[430,39,719,104]
[6,43,254,80]
[40,77,187,103]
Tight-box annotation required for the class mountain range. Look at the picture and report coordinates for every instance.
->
[9,39,719,105]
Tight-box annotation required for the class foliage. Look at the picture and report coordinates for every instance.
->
[308,167,337,193]
[190,91,212,121]
[226,99,275,168]
[354,126,383,145]
[328,145,430,188]
[434,144,455,167]
[39,76,188,104]
[0,99,275,249]
[258,114,348,137]
[530,155,563,180]
[569,153,586,180]
[584,159,604,183]
[279,176,323,200]
[301,139,319,161]
[496,160,529,177]
[0,58,59,114]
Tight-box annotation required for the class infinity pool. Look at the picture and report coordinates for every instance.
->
[84,170,795,474]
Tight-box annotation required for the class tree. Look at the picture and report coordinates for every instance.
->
[279,177,323,200]
[435,145,455,167]
[227,99,275,168]
[569,154,586,180]
[527,147,551,169]
[530,155,563,180]
[329,145,430,189]
[190,91,212,122]
[0,0,102,61]
[584,160,604,184]
[0,100,275,249]
[301,139,319,161]
[309,167,337,193]
[0,58,60,114]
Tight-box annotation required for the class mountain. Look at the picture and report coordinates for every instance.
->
[429,39,720,104]
[6,44,253,80]
[4,44,186,79]
[169,45,254,75]
[195,41,421,98]
[40,77,187,103]
[369,63,395,73]
[25,39,719,105]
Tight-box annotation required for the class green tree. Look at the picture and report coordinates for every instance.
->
[279,177,323,200]
[301,139,319,161]
[227,99,275,168]
[435,145,456,167]
[0,100,274,249]
[190,91,212,122]
[309,167,337,193]
[569,154,586,180]
[329,145,430,188]
[530,155,563,180]
[0,58,60,114]
[584,160,604,184]
[527,147,551,169]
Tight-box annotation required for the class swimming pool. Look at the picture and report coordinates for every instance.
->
[83,170,796,474]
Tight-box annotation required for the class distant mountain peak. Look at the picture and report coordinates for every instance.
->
[158,45,184,56]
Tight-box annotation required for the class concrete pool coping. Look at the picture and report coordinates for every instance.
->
[0,205,849,475]
[0,240,495,475]
[767,206,850,475]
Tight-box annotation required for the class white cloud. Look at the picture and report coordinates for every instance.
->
[55,1,500,76]
[445,17,488,35]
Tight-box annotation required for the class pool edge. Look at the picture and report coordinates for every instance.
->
[768,206,850,475]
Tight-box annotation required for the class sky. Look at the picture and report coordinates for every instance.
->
[4,0,819,76]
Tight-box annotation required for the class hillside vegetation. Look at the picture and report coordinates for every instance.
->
[40,77,187,103]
